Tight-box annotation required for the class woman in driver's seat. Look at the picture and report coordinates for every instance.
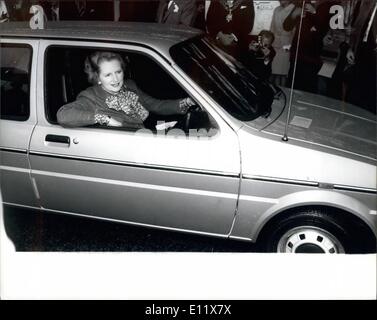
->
[57,51,194,128]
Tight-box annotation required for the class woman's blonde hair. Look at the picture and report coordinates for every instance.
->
[84,51,126,85]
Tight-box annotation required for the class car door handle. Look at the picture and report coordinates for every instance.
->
[45,134,70,145]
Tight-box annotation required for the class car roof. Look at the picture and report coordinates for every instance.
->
[0,21,202,53]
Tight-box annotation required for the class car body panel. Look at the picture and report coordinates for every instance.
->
[247,88,376,161]
[231,127,376,240]
[26,39,241,235]
[29,124,241,235]
[29,153,240,234]
[0,150,39,207]
[231,178,377,241]
[0,38,39,207]
[237,126,376,190]
[0,21,202,59]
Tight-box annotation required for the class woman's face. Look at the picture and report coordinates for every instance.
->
[98,59,124,94]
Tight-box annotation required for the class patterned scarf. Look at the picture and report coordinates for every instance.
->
[105,86,149,122]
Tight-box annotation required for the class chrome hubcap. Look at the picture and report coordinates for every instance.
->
[277,226,345,253]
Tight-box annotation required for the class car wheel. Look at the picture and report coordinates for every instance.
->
[263,209,375,254]
[276,225,345,253]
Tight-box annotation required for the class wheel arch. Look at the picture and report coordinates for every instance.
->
[252,190,377,244]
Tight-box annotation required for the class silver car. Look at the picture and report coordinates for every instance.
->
[0,21,376,253]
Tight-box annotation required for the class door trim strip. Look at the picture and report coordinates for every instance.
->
[29,151,239,178]
[243,175,377,194]
[0,165,30,173]
[0,147,28,154]
[32,168,239,200]
[243,175,319,187]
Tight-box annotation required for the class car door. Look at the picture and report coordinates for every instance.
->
[28,40,241,236]
[0,39,39,208]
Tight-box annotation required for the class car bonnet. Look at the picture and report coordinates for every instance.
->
[244,88,377,161]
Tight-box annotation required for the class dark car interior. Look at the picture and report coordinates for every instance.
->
[0,44,31,121]
[45,46,216,134]
[0,67,30,121]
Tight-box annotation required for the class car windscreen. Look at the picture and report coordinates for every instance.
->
[170,36,274,121]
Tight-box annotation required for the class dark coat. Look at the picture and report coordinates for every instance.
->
[349,0,377,56]
[59,0,113,21]
[345,0,377,113]
[4,0,33,21]
[39,1,58,20]
[156,0,196,26]
[119,0,159,22]
[57,80,184,128]
[283,1,335,66]
[242,44,276,80]
[206,0,255,58]
[193,0,206,30]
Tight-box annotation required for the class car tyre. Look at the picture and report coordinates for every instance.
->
[263,209,376,254]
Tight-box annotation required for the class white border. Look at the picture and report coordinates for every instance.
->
[1,195,376,300]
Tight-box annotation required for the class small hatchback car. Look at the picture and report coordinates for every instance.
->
[0,22,376,253]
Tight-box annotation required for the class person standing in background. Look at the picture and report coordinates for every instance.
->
[119,0,159,22]
[283,0,335,93]
[4,0,36,21]
[59,0,113,21]
[59,0,87,20]
[193,0,206,30]
[270,0,295,86]
[156,0,197,26]
[40,0,59,20]
[206,0,254,59]
[344,0,377,113]
[242,30,276,80]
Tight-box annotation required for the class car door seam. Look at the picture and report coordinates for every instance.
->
[226,128,243,237]
[27,39,42,208]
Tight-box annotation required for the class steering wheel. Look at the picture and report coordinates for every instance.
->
[184,104,202,132]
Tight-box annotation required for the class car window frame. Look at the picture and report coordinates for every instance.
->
[0,42,33,122]
[40,40,221,137]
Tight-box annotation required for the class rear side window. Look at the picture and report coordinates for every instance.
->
[0,43,32,121]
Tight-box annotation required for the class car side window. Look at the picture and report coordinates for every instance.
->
[0,43,32,121]
[44,45,218,136]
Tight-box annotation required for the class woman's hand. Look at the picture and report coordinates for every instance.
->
[179,97,196,114]
[94,113,123,127]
